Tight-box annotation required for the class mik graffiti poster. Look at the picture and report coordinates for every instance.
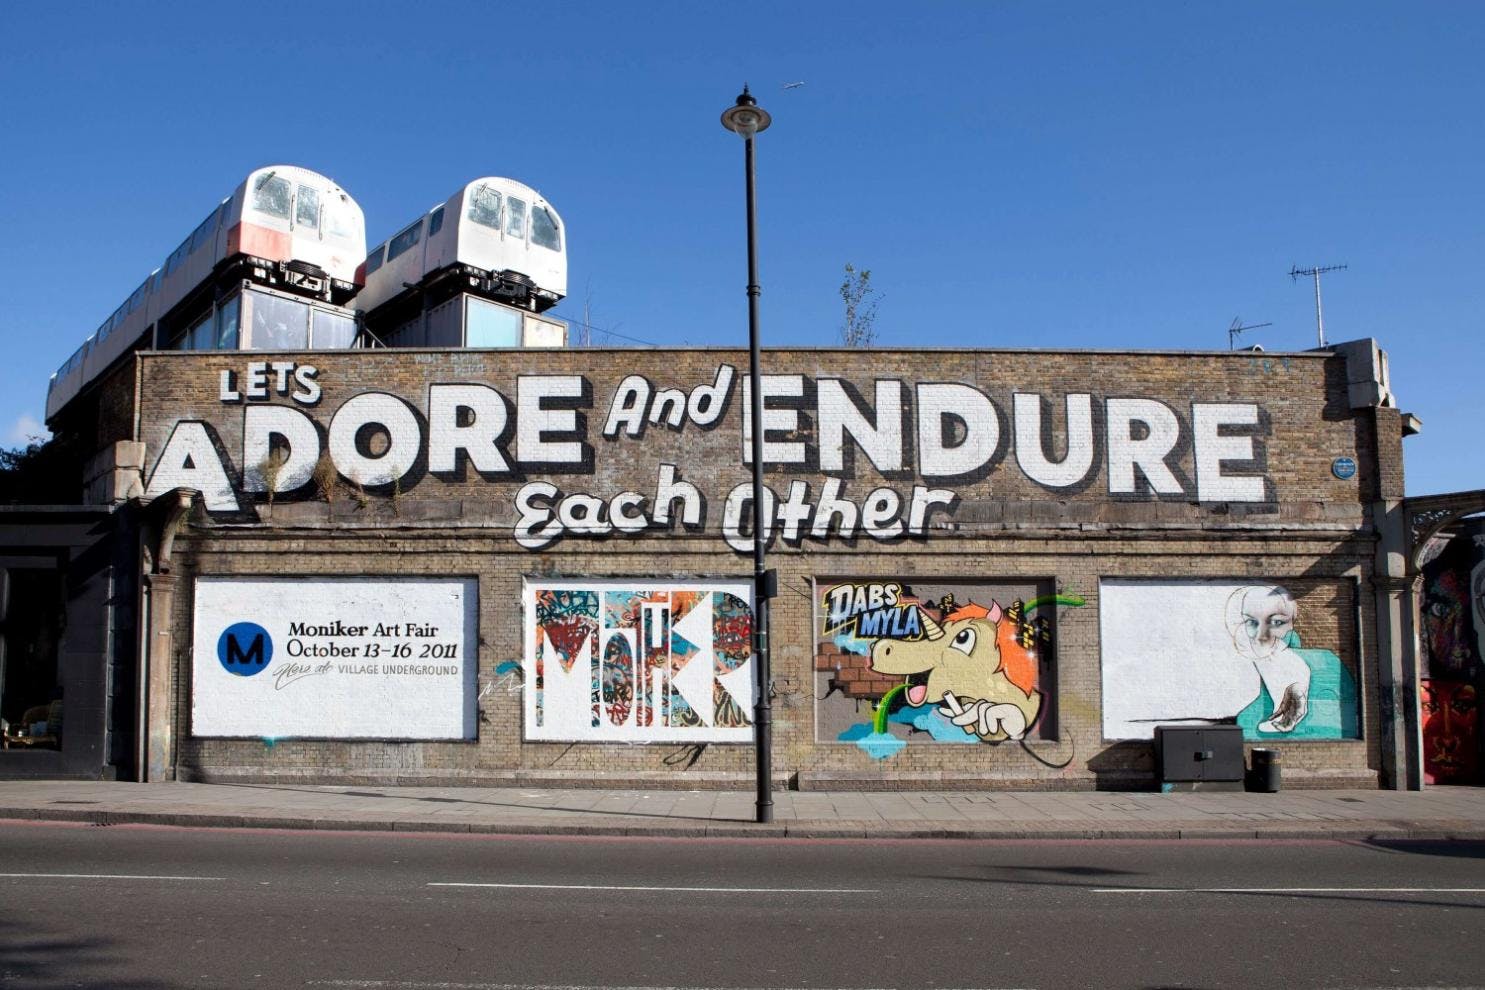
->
[814,577,1073,759]
[523,580,756,743]
[191,576,478,739]
[1099,578,1360,741]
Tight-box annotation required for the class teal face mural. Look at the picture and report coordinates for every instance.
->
[1100,579,1360,741]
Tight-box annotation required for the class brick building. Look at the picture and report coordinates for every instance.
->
[32,336,1428,792]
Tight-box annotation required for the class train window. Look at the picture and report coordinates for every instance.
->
[311,309,356,350]
[506,197,527,239]
[189,208,217,253]
[467,185,502,229]
[295,185,321,231]
[532,206,561,251]
[216,295,241,349]
[365,245,386,276]
[252,173,292,221]
[324,196,356,241]
[428,207,445,237]
[164,239,189,276]
[387,221,422,261]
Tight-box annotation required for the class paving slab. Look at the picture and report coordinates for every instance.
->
[0,780,1482,841]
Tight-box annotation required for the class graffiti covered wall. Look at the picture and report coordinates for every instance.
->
[1420,526,1485,783]
[523,580,755,742]
[815,578,1079,759]
[1100,579,1360,741]
[191,576,478,739]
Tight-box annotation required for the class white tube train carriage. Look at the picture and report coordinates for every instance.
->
[47,165,365,422]
[355,176,567,334]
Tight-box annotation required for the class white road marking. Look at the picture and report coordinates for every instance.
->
[307,983,1029,990]
[1092,886,1485,894]
[427,882,876,893]
[0,872,226,881]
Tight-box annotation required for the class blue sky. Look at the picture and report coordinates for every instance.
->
[1,1,1480,495]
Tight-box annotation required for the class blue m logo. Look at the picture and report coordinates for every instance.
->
[217,622,273,676]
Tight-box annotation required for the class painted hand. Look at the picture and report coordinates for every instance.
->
[1259,683,1309,733]
[938,694,1028,740]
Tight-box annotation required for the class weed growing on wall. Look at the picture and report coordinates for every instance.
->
[312,452,339,505]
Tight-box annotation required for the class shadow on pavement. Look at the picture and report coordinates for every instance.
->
[214,782,728,824]
[1357,839,1485,858]
[0,917,171,989]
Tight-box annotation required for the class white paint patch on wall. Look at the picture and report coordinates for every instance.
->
[1100,579,1263,740]
[191,576,477,739]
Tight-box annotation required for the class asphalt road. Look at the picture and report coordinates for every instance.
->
[0,820,1482,990]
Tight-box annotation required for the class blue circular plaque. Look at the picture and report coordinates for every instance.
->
[1331,457,1357,480]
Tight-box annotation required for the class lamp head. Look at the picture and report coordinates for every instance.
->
[721,84,771,140]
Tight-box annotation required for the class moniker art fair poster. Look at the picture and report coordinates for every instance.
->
[191,576,478,739]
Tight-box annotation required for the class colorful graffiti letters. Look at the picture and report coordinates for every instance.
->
[525,581,755,742]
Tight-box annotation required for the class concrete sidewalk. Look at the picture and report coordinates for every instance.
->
[2,780,1484,840]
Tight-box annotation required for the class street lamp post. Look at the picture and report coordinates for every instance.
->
[721,85,776,824]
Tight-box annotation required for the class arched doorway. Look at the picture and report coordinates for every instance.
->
[1408,494,1485,785]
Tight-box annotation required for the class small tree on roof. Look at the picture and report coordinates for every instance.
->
[839,263,881,348]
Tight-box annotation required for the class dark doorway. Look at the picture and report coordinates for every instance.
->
[0,567,68,751]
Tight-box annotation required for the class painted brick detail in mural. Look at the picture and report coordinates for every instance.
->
[523,580,755,742]
[1099,579,1361,741]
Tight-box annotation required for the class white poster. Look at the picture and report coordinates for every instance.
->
[192,576,477,739]
[524,580,756,742]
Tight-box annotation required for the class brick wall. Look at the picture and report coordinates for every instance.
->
[131,345,1393,789]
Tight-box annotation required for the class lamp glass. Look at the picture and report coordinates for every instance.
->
[732,109,760,139]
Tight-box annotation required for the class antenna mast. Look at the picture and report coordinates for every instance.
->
[1228,317,1272,350]
[1289,263,1347,347]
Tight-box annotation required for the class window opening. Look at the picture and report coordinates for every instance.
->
[247,290,309,349]
[0,569,68,752]
[506,197,527,239]
[252,173,292,220]
[311,309,356,349]
[324,194,356,240]
[365,245,386,276]
[428,207,445,237]
[295,185,321,231]
[216,294,241,349]
[466,185,502,229]
[387,221,422,261]
[532,206,561,251]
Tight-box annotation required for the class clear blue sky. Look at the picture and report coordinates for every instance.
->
[1,1,1480,495]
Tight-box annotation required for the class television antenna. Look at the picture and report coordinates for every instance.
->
[1228,317,1272,350]
[1289,263,1347,347]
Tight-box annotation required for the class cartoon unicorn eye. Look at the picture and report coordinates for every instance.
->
[950,627,977,655]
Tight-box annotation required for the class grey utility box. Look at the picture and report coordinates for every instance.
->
[1154,725,1245,782]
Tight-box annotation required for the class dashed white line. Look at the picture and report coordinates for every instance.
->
[307,983,1028,990]
[427,882,876,893]
[0,872,226,881]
